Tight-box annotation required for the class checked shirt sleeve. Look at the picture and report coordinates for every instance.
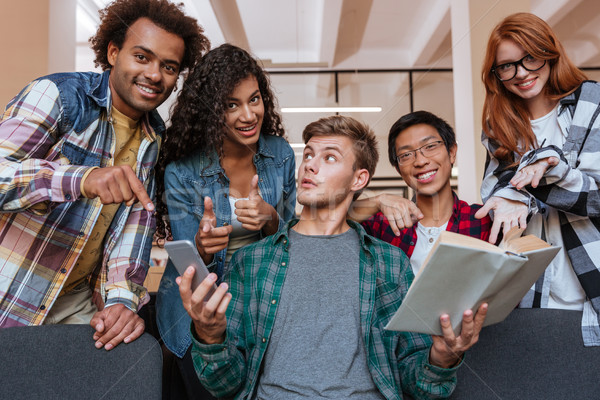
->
[0,79,90,213]
[480,132,538,214]
[517,144,600,217]
[102,201,155,311]
[190,253,248,398]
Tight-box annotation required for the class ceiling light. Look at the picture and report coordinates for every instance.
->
[281,107,382,113]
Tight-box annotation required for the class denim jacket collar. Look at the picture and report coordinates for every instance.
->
[87,70,111,109]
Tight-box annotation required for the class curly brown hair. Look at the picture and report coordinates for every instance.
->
[154,43,285,241]
[89,0,210,72]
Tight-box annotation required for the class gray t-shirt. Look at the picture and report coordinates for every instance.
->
[254,228,384,399]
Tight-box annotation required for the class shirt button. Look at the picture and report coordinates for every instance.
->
[40,305,46,310]
[541,208,546,214]
[281,262,286,266]
[283,239,287,245]
[223,193,227,198]
[60,268,67,274]
[262,338,266,343]
[223,222,229,226]
[271,299,277,305]
[410,241,415,246]
[429,238,434,243]
[65,194,71,200]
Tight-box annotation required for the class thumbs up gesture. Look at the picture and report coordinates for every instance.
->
[195,196,233,264]
[235,175,279,235]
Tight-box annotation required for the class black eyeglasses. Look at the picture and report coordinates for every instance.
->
[396,141,445,166]
[492,54,546,81]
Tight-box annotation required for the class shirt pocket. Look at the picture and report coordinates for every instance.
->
[60,141,102,167]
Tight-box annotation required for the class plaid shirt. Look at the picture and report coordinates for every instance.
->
[191,220,459,400]
[480,81,600,346]
[0,71,162,327]
[362,192,491,258]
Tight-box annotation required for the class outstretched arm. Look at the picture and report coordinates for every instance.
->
[350,193,423,235]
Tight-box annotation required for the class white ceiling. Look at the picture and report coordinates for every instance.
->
[80,0,600,71]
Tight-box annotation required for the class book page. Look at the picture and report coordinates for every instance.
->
[385,230,558,336]
[385,241,527,336]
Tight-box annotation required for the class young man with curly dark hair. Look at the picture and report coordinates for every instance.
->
[0,0,209,351]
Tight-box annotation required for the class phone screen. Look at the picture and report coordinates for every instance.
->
[164,240,216,298]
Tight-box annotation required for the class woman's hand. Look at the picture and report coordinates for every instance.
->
[510,156,559,190]
[235,175,279,235]
[195,197,233,264]
[475,196,528,244]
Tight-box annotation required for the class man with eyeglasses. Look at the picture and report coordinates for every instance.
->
[354,111,492,274]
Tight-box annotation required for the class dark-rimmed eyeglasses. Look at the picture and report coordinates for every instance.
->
[492,54,546,81]
[396,141,444,166]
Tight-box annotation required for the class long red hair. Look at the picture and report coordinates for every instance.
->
[481,12,587,162]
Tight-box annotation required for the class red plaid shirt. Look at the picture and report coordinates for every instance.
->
[362,192,492,258]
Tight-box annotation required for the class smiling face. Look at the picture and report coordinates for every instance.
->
[107,18,184,120]
[223,75,264,151]
[297,135,368,210]
[394,123,456,198]
[496,39,551,109]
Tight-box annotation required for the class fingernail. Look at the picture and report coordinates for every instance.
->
[208,273,217,281]
[96,324,102,331]
[95,341,103,349]
[220,282,228,290]
[186,266,195,274]
[147,203,154,211]
[124,337,130,344]
[105,344,113,351]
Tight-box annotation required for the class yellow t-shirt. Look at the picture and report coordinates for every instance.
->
[60,106,143,295]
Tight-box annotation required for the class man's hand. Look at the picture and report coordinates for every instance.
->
[90,304,145,351]
[178,268,231,344]
[510,157,559,190]
[475,196,528,244]
[195,197,234,264]
[83,165,154,212]
[235,175,278,235]
[377,193,423,235]
[429,303,488,368]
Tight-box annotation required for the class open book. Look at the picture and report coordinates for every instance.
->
[385,228,560,336]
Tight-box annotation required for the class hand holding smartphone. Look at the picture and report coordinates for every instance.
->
[165,240,216,299]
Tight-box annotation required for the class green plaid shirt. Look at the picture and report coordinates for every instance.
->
[191,220,458,399]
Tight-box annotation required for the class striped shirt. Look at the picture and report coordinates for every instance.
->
[191,220,459,400]
[0,71,162,327]
[481,81,600,346]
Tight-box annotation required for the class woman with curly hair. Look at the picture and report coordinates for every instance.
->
[155,43,296,398]
[474,12,600,346]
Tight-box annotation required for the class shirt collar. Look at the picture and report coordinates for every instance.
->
[275,218,375,250]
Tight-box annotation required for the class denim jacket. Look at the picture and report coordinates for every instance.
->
[0,71,163,327]
[156,134,296,357]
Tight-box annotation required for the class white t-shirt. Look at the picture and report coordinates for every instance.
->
[225,196,261,263]
[528,105,586,310]
[410,222,448,276]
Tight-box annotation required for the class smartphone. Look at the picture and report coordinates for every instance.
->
[164,240,216,298]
